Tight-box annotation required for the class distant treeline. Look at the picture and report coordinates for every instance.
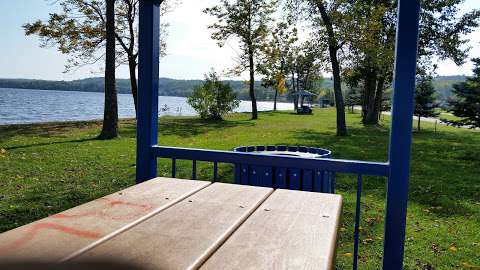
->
[431,75,467,106]
[0,75,465,104]
[0,77,289,101]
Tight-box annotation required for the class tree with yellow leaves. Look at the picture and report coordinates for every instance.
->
[258,21,298,111]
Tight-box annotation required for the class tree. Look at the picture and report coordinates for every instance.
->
[345,87,361,113]
[293,42,324,91]
[287,0,347,135]
[187,71,240,120]
[258,22,298,111]
[341,0,480,125]
[204,0,276,120]
[312,0,348,135]
[98,0,118,139]
[414,76,439,131]
[285,39,325,110]
[23,0,174,115]
[447,58,480,128]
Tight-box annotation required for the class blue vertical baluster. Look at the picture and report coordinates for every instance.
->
[172,158,176,178]
[353,174,363,270]
[213,162,218,182]
[331,172,336,194]
[383,0,421,269]
[136,0,160,183]
[192,160,197,180]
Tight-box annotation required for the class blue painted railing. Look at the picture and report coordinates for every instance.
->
[233,145,336,192]
[136,0,421,269]
[154,145,386,269]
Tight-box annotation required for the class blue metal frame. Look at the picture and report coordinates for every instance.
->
[136,0,160,182]
[135,0,421,268]
[153,146,389,176]
[383,1,421,268]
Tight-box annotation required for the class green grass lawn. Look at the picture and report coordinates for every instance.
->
[439,112,463,122]
[0,109,479,269]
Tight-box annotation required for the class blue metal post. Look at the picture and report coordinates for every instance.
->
[353,174,363,270]
[383,0,421,268]
[136,0,161,183]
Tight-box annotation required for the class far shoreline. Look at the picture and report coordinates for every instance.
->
[0,110,294,127]
[0,87,290,103]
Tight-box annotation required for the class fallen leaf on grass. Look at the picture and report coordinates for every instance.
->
[415,259,434,270]
[362,238,374,244]
[431,243,440,255]
[462,262,480,269]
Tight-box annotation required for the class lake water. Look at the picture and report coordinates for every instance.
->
[0,88,293,125]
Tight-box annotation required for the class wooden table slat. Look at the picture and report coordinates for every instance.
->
[0,178,210,261]
[72,183,273,270]
[200,189,343,270]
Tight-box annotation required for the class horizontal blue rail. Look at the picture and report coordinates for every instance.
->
[152,146,390,177]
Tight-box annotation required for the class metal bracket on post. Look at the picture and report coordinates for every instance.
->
[383,0,421,269]
[136,0,160,183]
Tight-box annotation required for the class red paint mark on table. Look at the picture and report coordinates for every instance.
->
[0,222,101,254]
[0,197,153,255]
[51,197,153,221]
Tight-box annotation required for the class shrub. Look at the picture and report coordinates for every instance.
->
[187,71,240,120]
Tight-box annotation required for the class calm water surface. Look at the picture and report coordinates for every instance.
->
[0,88,293,125]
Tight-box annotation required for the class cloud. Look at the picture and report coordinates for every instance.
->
[159,0,240,79]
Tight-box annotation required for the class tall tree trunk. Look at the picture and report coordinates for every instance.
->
[316,1,347,136]
[291,72,298,111]
[417,116,421,131]
[128,57,138,115]
[248,47,258,120]
[273,88,278,111]
[363,69,379,124]
[98,0,118,140]
[296,72,301,108]
[372,75,386,123]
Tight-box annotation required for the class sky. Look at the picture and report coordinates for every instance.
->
[0,0,479,81]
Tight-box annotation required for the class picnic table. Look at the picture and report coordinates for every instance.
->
[0,178,342,270]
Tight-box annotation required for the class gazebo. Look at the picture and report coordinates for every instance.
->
[136,0,421,269]
[294,90,317,114]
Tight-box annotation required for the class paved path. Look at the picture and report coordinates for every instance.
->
[352,107,477,130]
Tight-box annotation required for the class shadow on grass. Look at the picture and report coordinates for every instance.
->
[119,117,255,139]
[289,125,390,161]
[0,120,105,150]
[4,138,98,151]
[407,129,480,217]
[290,125,479,218]
[1,117,254,150]
[0,121,103,142]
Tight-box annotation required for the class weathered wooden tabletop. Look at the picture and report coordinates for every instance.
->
[0,178,342,270]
